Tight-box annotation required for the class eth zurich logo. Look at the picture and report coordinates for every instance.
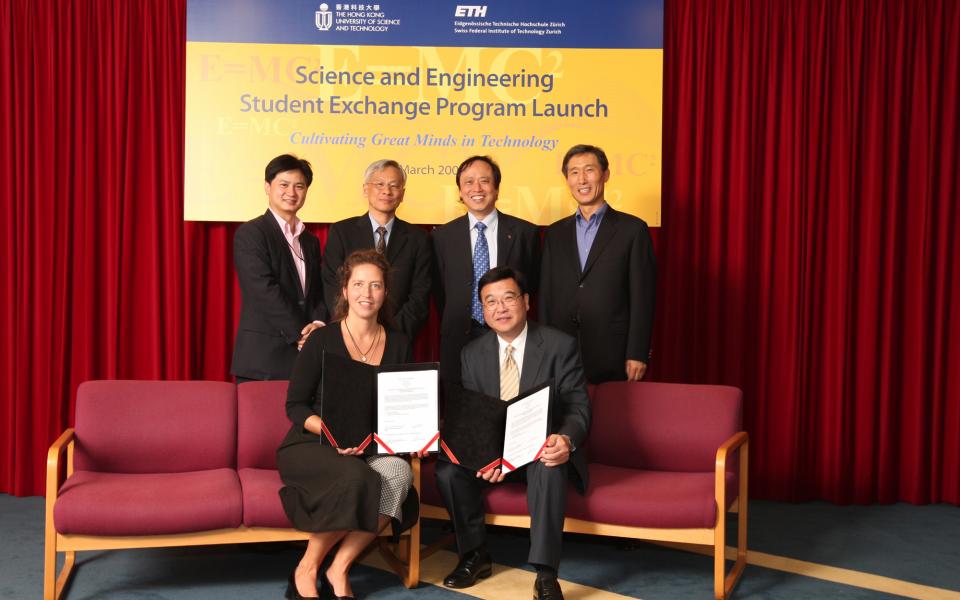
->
[315,3,333,31]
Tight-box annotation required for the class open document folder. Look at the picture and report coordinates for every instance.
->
[440,382,553,474]
[318,351,440,455]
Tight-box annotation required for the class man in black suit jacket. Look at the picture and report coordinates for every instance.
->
[321,159,431,338]
[436,266,590,600]
[431,155,540,388]
[541,144,656,383]
[232,154,328,381]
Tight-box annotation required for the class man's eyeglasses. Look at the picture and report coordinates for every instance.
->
[483,293,521,310]
[369,181,404,192]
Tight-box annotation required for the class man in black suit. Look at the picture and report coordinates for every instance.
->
[436,266,590,600]
[541,144,656,383]
[321,159,431,338]
[431,155,540,388]
[232,154,328,382]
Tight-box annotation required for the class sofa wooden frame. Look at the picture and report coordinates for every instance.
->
[419,432,748,600]
[44,428,423,600]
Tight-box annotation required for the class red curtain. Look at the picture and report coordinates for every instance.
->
[659,0,960,503]
[1,0,958,503]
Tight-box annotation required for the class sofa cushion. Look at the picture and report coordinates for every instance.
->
[587,382,742,472]
[565,464,737,529]
[238,468,293,528]
[73,380,237,473]
[421,459,738,529]
[237,381,291,470]
[420,459,571,517]
[54,469,242,535]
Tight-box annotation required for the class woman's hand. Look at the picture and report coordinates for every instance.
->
[336,447,364,456]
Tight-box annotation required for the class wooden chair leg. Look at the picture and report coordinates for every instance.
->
[43,536,56,600]
[405,518,420,588]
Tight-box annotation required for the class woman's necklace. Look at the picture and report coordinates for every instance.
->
[343,320,381,362]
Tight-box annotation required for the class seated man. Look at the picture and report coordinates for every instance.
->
[435,266,591,600]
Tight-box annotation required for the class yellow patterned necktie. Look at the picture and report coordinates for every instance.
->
[500,344,519,400]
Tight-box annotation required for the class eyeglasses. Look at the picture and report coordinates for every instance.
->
[483,293,521,310]
[368,181,404,192]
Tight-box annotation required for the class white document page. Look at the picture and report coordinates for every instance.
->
[501,386,550,472]
[376,369,439,453]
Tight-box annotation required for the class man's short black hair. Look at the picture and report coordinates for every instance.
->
[477,266,527,300]
[265,154,314,186]
[561,144,609,176]
[455,155,502,190]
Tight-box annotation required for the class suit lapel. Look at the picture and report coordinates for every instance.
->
[558,217,582,278]
[302,233,317,295]
[519,323,544,392]
[481,331,501,398]
[456,215,473,273]
[263,210,304,297]
[580,207,619,280]
[496,211,516,266]
[386,218,409,264]
[353,214,376,247]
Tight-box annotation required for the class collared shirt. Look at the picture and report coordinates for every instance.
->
[496,321,528,378]
[268,207,307,292]
[368,213,396,249]
[468,210,499,267]
[574,201,609,270]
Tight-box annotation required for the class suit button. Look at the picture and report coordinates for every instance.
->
[578,284,584,288]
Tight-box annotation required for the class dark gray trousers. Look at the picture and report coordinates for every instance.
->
[435,459,569,569]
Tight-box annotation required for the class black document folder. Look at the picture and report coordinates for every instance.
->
[318,351,439,455]
[440,381,553,473]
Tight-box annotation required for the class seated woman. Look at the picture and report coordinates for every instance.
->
[277,249,415,600]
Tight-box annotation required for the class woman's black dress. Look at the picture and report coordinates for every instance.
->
[276,322,412,533]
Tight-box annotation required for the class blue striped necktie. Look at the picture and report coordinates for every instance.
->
[471,222,489,323]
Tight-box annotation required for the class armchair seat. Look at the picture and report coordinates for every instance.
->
[54,469,242,535]
[568,465,737,529]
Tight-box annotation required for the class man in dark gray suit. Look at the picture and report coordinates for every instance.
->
[232,154,328,382]
[541,144,656,383]
[321,159,431,338]
[436,266,590,600]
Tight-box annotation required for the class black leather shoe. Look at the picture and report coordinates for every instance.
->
[286,571,320,599]
[443,548,493,588]
[534,574,564,600]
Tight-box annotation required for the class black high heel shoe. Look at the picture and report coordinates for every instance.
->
[286,571,320,599]
[323,572,356,600]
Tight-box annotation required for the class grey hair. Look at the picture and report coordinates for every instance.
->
[363,159,407,186]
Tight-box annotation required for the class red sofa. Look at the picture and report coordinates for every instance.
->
[44,380,420,600]
[46,380,746,600]
[419,381,749,599]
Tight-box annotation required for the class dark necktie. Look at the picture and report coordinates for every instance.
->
[375,226,387,254]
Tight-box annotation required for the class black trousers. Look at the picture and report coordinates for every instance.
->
[435,459,569,570]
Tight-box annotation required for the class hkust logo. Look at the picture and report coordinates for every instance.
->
[315,3,333,31]
[455,5,488,17]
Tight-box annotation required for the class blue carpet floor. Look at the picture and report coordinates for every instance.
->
[2,494,957,599]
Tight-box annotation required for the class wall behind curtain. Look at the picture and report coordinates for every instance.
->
[1,0,957,503]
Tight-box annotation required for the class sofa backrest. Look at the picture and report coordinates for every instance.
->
[587,381,742,472]
[237,380,291,469]
[73,380,237,473]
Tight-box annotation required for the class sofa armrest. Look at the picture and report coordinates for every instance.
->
[45,428,75,599]
[714,431,748,511]
[46,429,75,505]
[714,431,749,599]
